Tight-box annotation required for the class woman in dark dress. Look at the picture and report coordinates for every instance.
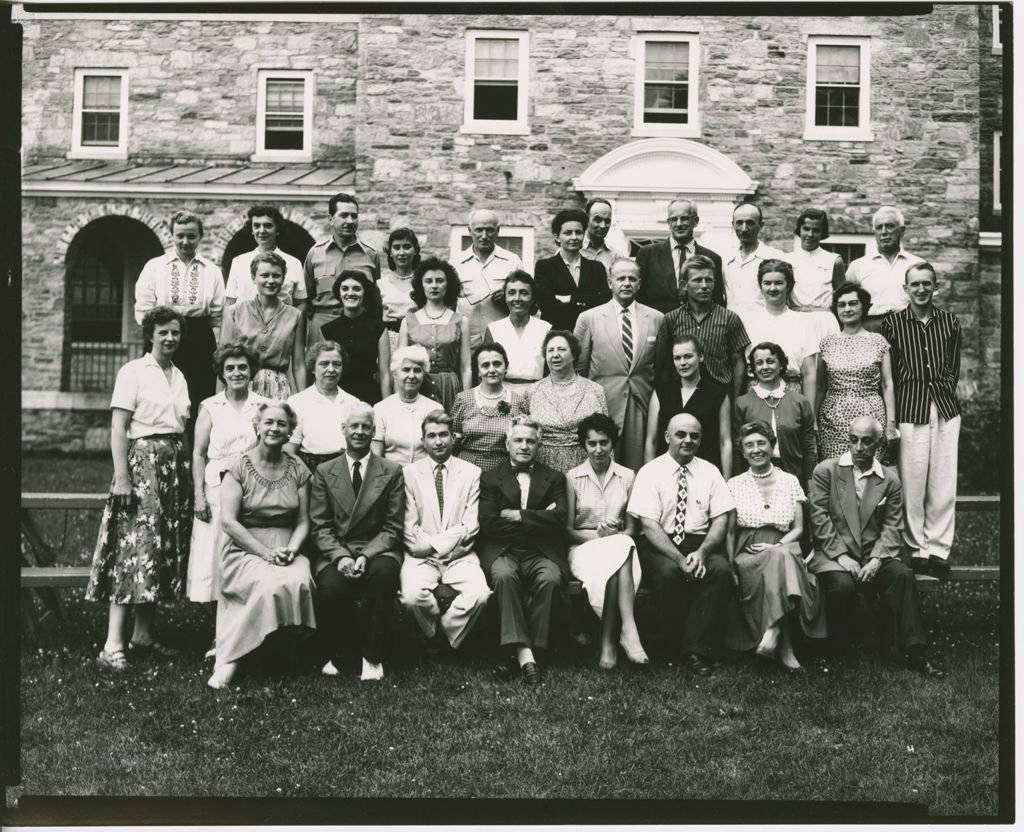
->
[644,334,731,475]
[319,269,390,404]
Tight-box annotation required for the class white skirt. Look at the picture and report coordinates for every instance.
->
[186,480,221,603]
[568,532,641,620]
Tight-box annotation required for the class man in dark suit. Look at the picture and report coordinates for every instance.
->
[636,198,725,313]
[478,415,568,685]
[535,207,610,331]
[310,402,405,681]
[808,415,943,677]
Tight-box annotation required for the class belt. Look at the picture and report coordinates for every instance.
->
[134,433,184,441]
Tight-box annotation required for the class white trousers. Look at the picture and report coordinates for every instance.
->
[898,404,960,561]
[400,553,491,648]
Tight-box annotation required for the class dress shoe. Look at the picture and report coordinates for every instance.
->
[492,656,517,680]
[927,557,951,579]
[909,557,930,575]
[687,653,715,677]
[906,652,945,679]
[320,660,341,677]
[520,661,542,686]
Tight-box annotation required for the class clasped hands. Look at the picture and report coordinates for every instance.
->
[679,549,707,581]
[264,547,296,567]
[837,553,881,583]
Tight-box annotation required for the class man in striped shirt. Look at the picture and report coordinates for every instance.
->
[880,262,962,578]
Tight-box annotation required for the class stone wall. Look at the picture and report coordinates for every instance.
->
[21,18,358,164]
[22,408,112,453]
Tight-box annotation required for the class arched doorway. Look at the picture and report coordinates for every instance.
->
[220,219,316,283]
[63,216,163,392]
[573,137,758,256]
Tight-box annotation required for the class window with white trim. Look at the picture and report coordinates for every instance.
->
[993,5,1003,54]
[994,130,1002,214]
[449,226,535,272]
[804,37,872,141]
[462,30,529,135]
[70,69,129,159]
[254,69,313,161]
[818,233,876,267]
[632,34,700,138]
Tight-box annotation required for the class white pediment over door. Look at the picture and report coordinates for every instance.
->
[573,138,758,256]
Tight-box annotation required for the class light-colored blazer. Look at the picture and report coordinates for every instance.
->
[403,455,481,560]
[574,300,664,428]
[807,458,903,574]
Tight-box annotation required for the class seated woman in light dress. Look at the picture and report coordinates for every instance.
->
[208,402,317,689]
[724,420,825,672]
[565,413,648,670]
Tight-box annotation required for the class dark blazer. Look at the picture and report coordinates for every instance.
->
[636,239,725,313]
[807,458,903,574]
[534,253,610,332]
[309,452,405,576]
[478,459,569,579]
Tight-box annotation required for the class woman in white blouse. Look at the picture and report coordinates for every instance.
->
[787,208,844,348]
[371,345,443,464]
[188,342,270,656]
[86,307,193,671]
[483,271,551,393]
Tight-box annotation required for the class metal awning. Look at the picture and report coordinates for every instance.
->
[22,160,356,201]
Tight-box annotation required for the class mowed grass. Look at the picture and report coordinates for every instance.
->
[15,453,1004,815]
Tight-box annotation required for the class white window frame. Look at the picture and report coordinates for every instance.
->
[462,30,530,136]
[253,69,314,162]
[804,36,872,142]
[817,233,877,265]
[993,130,1002,214]
[69,68,129,160]
[993,5,1003,54]
[631,33,701,138]
[448,225,536,272]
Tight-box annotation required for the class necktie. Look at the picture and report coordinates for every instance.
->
[671,466,688,546]
[676,247,686,295]
[621,308,633,365]
[434,463,445,517]
[351,459,362,495]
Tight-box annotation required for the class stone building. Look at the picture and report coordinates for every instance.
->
[18,7,1007,487]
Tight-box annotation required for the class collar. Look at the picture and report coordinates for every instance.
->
[326,236,372,255]
[751,381,786,400]
[582,234,608,253]
[729,241,768,264]
[673,238,696,254]
[871,248,909,262]
[558,250,581,267]
[346,450,371,466]
[610,299,636,315]
[459,246,511,265]
[581,459,620,487]
[140,352,164,370]
[510,462,534,474]
[163,251,212,268]
[838,451,884,479]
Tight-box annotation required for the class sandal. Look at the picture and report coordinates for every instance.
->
[128,639,178,657]
[97,648,128,671]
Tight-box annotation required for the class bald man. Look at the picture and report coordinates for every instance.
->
[626,413,735,676]
[722,202,785,314]
[456,208,524,350]
[808,416,942,677]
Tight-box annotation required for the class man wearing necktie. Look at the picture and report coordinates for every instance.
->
[400,410,490,652]
[807,415,943,677]
[626,413,735,676]
[310,403,405,681]
[478,416,569,685]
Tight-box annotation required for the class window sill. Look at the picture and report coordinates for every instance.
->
[802,128,874,142]
[67,148,127,161]
[459,122,529,136]
[631,124,700,139]
[251,151,313,163]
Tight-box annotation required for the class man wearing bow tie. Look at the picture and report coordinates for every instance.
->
[478,416,568,685]
[807,415,943,677]
[400,410,490,651]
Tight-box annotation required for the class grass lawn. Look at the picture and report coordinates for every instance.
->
[12,453,1005,817]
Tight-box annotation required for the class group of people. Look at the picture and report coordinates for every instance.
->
[84,190,960,686]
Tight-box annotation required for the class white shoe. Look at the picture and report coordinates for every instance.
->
[321,660,341,677]
[360,658,384,681]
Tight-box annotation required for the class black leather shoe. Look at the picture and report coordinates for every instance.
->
[909,558,930,575]
[521,661,542,686]
[492,656,516,680]
[927,557,951,579]
[907,652,946,679]
[688,653,714,677]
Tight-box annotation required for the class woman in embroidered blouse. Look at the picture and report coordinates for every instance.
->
[378,227,420,351]
[319,269,391,404]
[86,307,193,672]
[371,345,444,465]
[398,256,472,411]
[565,413,648,669]
[451,342,529,473]
[733,341,817,490]
[483,270,551,393]
[207,402,317,689]
[187,342,271,656]
[220,251,307,398]
[725,421,825,672]
[644,334,732,475]
[529,330,608,472]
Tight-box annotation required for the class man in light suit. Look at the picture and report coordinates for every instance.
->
[400,410,490,650]
[310,402,405,681]
[574,258,664,471]
[535,208,610,332]
[636,198,725,313]
[478,416,568,685]
[808,415,943,677]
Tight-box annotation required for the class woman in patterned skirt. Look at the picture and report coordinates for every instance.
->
[816,282,898,461]
[219,251,306,398]
[398,256,472,410]
[87,306,194,671]
[451,342,529,473]
[188,342,270,657]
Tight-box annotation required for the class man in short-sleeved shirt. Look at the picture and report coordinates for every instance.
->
[627,413,735,675]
